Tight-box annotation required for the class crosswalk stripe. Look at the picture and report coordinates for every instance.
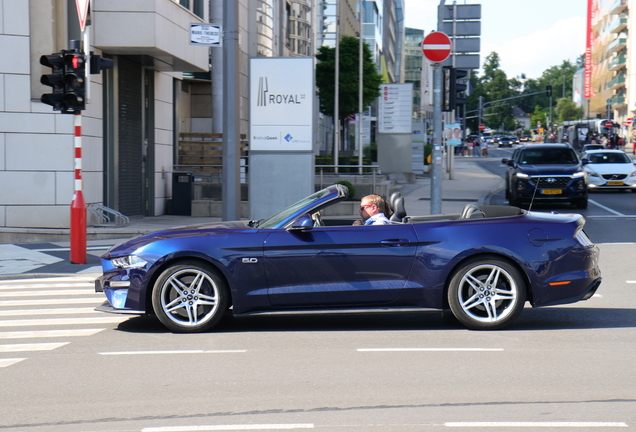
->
[0,342,69,352]
[0,289,97,297]
[0,307,97,317]
[0,298,101,307]
[0,316,128,327]
[0,329,105,339]
[0,276,97,285]
[0,283,93,290]
[0,358,26,368]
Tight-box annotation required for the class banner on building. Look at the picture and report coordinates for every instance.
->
[250,57,314,151]
[584,0,593,98]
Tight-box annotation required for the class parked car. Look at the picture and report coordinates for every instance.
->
[582,149,636,191]
[580,144,605,155]
[95,184,601,332]
[498,137,515,147]
[504,143,589,208]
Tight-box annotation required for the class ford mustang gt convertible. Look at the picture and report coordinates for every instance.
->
[95,184,601,332]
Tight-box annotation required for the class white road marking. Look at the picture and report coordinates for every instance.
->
[0,328,105,339]
[100,350,247,356]
[0,358,26,368]
[142,425,314,431]
[0,276,97,285]
[627,281,636,284]
[358,348,504,352]
[0,342,69,352]
[0,307,96,316]
[0,282,93,290]
[0,289,97,297]
[445,422,628,428]
[0,316,127,327]
[0,298,101,307]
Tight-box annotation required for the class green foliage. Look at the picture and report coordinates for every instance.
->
[315,36,382,121]
[315,155,374,173]
[531,106,547,129]
[335,180,356,200]
[555,97,585,123]
[363,142,377,162]
[465,52,584,134]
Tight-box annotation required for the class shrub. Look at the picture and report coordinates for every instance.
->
[335,180,356,200]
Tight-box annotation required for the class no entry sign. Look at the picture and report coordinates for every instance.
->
[603,120,614,128]
[422,32,452,63]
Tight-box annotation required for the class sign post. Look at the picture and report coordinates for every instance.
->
[422,30,451,215]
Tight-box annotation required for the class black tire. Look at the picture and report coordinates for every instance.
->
[574,198,588,209]
[509,193,522,208]
[448,256,526,330]
[151,261,229,333]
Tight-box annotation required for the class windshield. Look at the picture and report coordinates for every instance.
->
[587,152,631,164]
[257,188,333,229]
[519,148,578,165]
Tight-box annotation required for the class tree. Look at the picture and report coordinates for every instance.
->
[479,52,514,131]
[555,97,584,123]
[315,35,382,132]
[531,105,547,129]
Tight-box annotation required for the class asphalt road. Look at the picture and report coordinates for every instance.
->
[0,150,635,431]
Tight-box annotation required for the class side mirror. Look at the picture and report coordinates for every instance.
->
[506,159,515,167]
[288,213,313,231]
[501,158,509,164]
[581,158,589,166]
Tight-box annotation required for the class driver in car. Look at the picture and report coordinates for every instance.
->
[353,195,392,225]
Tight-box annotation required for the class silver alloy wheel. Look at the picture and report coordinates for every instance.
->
[457,264,517,322]
[158,268,220,329]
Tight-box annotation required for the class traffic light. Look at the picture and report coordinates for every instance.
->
[63,52,86,113]
[442,66,452,112]
[546,85,552,97]
[40,52,66,111]
[450,68,468,109]
[89,52,114,75]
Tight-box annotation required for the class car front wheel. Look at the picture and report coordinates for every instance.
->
[152,261,229,333]
[448,256,526,330]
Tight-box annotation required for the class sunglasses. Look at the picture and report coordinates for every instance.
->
[359,204,373,211]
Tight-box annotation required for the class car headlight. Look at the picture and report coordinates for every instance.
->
[110,255,148,269]
[516,172,530,179]
[630,169,636,177]
[586,169,599,178]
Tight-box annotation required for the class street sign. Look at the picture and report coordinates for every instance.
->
[76,0,89,32]
[422,32,452,63]
[442,4,481,20]
[603,120,613,128]
[441,54,480,69]
[190,24,222,46]
[478,124,485,131]
[626,118,632,125]
[442,21,481,36]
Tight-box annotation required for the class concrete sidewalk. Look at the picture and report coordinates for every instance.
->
[0,157,502,278]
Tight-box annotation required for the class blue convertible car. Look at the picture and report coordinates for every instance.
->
[95,184,601,332]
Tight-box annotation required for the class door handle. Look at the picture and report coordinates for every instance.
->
[380,239,410,247]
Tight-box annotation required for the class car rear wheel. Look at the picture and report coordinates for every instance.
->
[152,261,229,333]
[448,256,526,330]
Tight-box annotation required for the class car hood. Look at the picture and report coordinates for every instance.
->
[517,164,582,175]
[585,163,634,175]
[103,220,250,258]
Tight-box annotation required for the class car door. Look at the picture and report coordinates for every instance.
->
[264,223,418,307]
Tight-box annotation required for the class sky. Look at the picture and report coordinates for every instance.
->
[402,0,586,80]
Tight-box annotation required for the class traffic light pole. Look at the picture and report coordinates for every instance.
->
[70,112,87,264]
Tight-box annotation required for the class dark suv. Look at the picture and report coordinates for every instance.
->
[503,143,589,209]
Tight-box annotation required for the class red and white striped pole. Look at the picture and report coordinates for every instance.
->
[70,112,87,264]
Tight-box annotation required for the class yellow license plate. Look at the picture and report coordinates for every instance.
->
[607,181,624,186]
[541,189,562,195]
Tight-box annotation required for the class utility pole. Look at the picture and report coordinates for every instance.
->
[430,0,446,215]
[222,0,240,220]
[358,0,364,174]
[334,1,340,174]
